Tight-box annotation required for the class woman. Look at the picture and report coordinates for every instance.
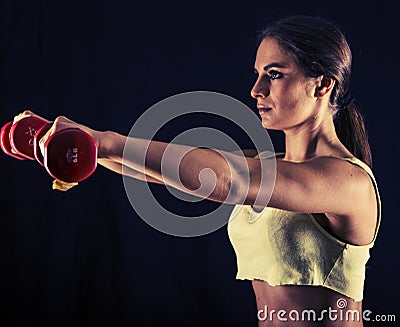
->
[17,16,380,326]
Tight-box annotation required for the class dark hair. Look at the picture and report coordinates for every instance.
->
[259,16,372,167]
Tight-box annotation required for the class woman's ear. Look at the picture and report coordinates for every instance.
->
[315,76,335,97]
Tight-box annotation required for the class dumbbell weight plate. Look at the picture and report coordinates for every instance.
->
[44,128,98,183]
[0,121,26,160]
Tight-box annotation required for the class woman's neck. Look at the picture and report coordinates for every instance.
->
[282,116,343,162]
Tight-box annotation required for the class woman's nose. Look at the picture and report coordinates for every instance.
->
[250,77,270,99]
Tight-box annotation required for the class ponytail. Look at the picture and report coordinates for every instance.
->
[334,103,372,168]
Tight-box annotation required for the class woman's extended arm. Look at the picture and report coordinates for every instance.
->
[101,132,376,222]
[98,129,269,206]
[32,113,376,219]
[98,144,258,186]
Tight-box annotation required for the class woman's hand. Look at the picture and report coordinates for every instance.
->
[39,116,102,157]
[13,110,101,152]
[13,110,51,125]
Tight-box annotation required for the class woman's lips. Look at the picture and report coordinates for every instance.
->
[258,106,272,114]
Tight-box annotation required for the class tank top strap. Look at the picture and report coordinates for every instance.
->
[332,156,381,244]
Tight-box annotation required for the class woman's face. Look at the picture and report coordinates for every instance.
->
[251,38,320,131]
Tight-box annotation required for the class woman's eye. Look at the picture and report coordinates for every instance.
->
[268,70,283,80]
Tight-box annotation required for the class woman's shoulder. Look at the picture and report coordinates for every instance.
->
[303,155,374,185]
[309,155,374,180]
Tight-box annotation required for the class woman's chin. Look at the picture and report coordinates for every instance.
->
[261,121,275,130]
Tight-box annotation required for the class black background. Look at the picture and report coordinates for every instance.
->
[0,0,397,326]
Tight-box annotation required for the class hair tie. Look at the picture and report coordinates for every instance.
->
[337,91,355,109]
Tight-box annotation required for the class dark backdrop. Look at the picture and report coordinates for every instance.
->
[0,0,397,326]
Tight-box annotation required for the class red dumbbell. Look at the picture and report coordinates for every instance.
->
[1,116,98,184]
[34,124,98,183]
[1,116,48,160]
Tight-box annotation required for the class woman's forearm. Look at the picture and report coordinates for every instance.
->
[97,158,164,184]
[97,131,164,184]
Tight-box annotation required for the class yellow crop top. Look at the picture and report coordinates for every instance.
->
[227,152,381,302]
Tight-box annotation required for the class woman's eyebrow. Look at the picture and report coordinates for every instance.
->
[254,62,287,73]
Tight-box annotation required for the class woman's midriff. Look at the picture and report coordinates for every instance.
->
[252,279,364,327]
